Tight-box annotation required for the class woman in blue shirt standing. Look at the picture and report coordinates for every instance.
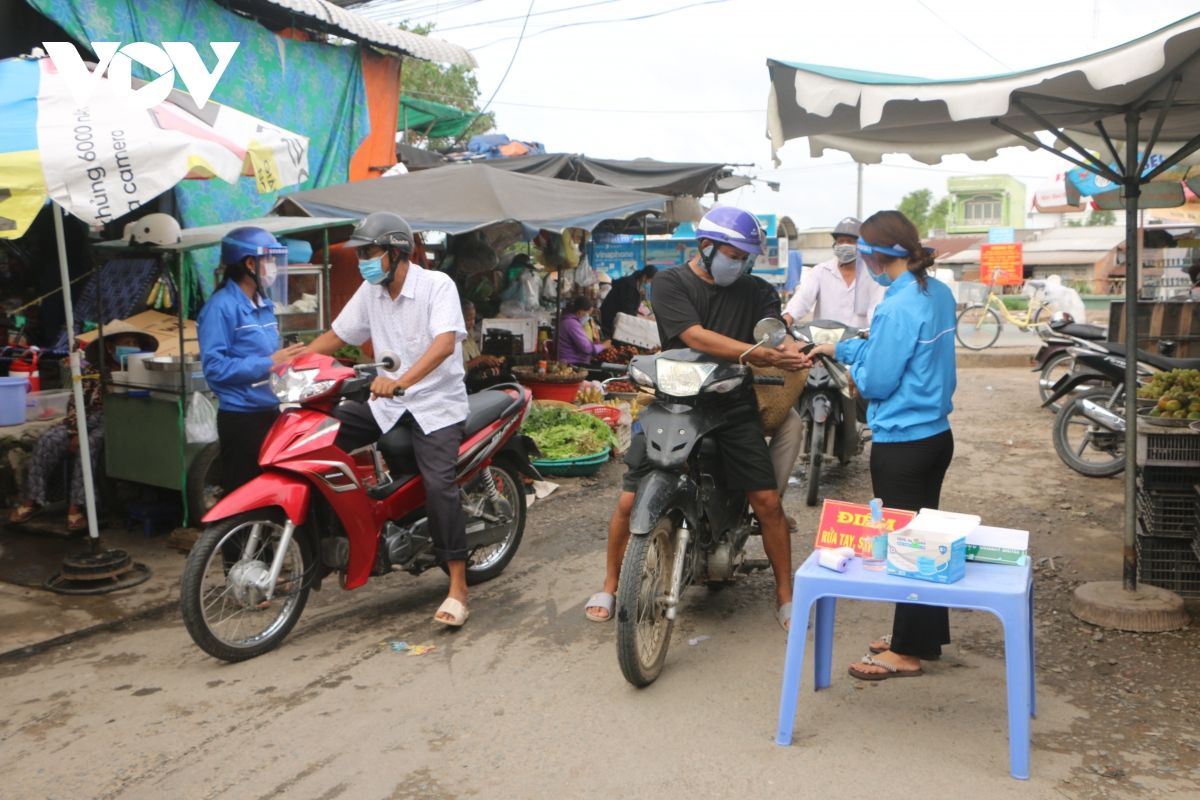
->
[810,209,957,681]
[198,227,304,495]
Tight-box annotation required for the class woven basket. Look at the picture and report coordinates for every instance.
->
[752,366,808,435]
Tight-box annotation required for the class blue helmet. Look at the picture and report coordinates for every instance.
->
[220,227,287,267]
[695,206,764,256]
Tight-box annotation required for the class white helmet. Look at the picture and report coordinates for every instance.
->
[124,213,181,246]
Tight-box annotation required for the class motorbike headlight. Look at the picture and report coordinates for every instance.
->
[811,327,845,346]
[629,364,655,389]
[298,379,337,402]
[271,368,319,403]
[655,360,716,397]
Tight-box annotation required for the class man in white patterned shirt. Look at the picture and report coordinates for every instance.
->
[306,212,472,627]
[783,217,885,329]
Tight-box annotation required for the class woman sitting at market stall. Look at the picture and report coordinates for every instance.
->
[557,296,611,367]
[8,323,157,531]
[460,299,508,393]
[198,227,305,495]
[808,209,957,681]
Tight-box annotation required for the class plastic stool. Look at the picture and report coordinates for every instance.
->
[126,501,179,537]
[776,551,1035,779]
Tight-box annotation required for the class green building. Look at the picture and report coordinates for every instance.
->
[945,175,1027,234]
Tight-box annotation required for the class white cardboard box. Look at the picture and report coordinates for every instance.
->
[613,312,660,349]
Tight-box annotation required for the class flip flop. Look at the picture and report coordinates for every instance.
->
[868,634,940,660]
[67,512,88,531]
[848,654,924,682]
[585,592,615,622]
[777,601,793,632]
[434,597,469,627]
[8,503,39,525]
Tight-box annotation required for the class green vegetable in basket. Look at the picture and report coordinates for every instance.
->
[522,405,616,459]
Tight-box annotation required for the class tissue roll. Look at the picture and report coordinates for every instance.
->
[818,548,849,572]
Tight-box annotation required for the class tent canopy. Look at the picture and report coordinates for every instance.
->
[398,95,481,139]
[455,154,750,196]
[767,13,1200,168]
[272,164,667,236]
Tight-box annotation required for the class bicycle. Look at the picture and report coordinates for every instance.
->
[955,279,1053,350]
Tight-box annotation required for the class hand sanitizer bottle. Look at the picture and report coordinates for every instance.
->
[863,498,887,571]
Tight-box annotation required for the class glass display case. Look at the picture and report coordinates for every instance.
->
[270,264,326,336]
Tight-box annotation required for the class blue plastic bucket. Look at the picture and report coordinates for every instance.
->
[0,376,29,426]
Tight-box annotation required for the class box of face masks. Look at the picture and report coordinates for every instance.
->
[886,509,978,584]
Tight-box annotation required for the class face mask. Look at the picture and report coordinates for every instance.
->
[113,345,140,367]
[833,244,857,264]
[704,245,751,287]
[257,257,279,289]
[868,264,895,287]
[358,255,387,285]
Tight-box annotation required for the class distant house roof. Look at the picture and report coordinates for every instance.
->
[938,226,1124,265]
[229,0,476,65]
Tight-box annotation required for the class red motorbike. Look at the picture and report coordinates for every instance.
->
[180,352,537,661]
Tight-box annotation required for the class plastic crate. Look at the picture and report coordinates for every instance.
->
[1136,530,1200,598]
[1135,428,1200,468]
[1136,480,1197,538]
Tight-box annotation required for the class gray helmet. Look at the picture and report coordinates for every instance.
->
[346,211,414,253]
[831,217,861,239]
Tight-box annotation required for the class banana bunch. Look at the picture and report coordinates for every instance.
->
[575,381,605,405]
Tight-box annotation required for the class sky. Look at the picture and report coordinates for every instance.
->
[359,0,1200,229]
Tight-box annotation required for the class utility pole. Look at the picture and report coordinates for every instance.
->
[856,163,864,219]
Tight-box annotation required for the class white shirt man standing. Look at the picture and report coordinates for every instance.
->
[783,217,885,328]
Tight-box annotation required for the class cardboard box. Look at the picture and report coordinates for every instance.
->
[966,525,1029,566]
[886,509,977,584]
[613,312,660,349]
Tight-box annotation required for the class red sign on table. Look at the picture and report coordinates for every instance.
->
[980,243,1024,285]
[813,499,916,557]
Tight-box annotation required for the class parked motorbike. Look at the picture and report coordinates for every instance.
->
[608,319,787,687]
[1043,343,1200,477]
[1033,313,1108,410]
[180,352,537,661]
[792,320,868,506]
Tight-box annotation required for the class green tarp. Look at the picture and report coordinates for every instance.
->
[398,95,479,139]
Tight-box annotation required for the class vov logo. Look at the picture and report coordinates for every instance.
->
[43,42,239,110]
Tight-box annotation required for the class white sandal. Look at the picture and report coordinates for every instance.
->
[434,597,469,627]
[585,592,615,622]
[777,602,793,632]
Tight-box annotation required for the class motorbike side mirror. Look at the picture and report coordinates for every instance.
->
[753,318,788,348]
[377,350,401,372]
[791,325,812,344]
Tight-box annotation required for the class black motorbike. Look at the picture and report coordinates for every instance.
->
[1043,343,1200,476]
[792,320,868,506]
[1033,315,1108,410]
[609,319,787,687]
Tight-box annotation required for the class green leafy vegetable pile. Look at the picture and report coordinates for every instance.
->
[522,405,615,460]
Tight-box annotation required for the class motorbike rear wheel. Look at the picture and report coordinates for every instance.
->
[616,516,675,687]
[448,461,526,585]
[180,510,310,662]
[805,418,827,507]
[1053,386,1126,477]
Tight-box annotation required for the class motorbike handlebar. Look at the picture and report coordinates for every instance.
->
[600,362,629,373]
[753,375,786,386]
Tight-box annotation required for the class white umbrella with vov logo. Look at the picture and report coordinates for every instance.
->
[0,52,309,546]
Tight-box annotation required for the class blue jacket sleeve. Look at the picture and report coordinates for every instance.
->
[840,309,916,401]
[199,302,273,385]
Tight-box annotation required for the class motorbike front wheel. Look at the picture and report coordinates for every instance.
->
[1053,386,1126,477]
[616,516,676,687]
[1038,351,1076,410]
[805,418,827,507]
[180,510,311,662]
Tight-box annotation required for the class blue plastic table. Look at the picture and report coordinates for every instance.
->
[775,551,1035,779]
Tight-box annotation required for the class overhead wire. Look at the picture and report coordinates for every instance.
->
[468,0,730,50]
[914,0,1013,71]
[435,0,631,31]
[475,0,537,117]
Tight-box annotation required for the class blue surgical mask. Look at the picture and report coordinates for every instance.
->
[113,345,140,367]
[869,266,895,287]
[704,245,752,287]
[358,255,387,285]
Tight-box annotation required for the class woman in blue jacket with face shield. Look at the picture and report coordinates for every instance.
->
[198,227,305,496]
[810,209,958,681]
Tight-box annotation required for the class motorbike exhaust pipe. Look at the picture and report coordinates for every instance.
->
[1079,398,1126,433]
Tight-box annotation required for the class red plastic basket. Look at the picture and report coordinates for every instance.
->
[579,404,621,429]
[523,380,583,403]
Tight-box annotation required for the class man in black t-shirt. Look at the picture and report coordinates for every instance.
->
[585,207,808,631]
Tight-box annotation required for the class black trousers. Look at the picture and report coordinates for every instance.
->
[217,408,279,494]
[333,401,468,562]
[870,429,955,658]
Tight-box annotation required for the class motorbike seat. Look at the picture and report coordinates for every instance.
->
[1102,342,1200,371]
[1054,322,1107,340]
[376,390,513,474]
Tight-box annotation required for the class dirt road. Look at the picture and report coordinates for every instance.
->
[1,367,1197,799]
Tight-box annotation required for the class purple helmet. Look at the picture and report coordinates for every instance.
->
[695,206,763,256]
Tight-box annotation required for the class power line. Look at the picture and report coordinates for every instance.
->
[404,86,765,114]
[914,0,1013,71]
[436,0,630,31]
[476,0,536,117]
[469,0,729,50]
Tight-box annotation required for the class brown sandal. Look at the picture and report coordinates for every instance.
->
[848,654,924,681]
[8,503,39,524]
[67,511,88,531]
